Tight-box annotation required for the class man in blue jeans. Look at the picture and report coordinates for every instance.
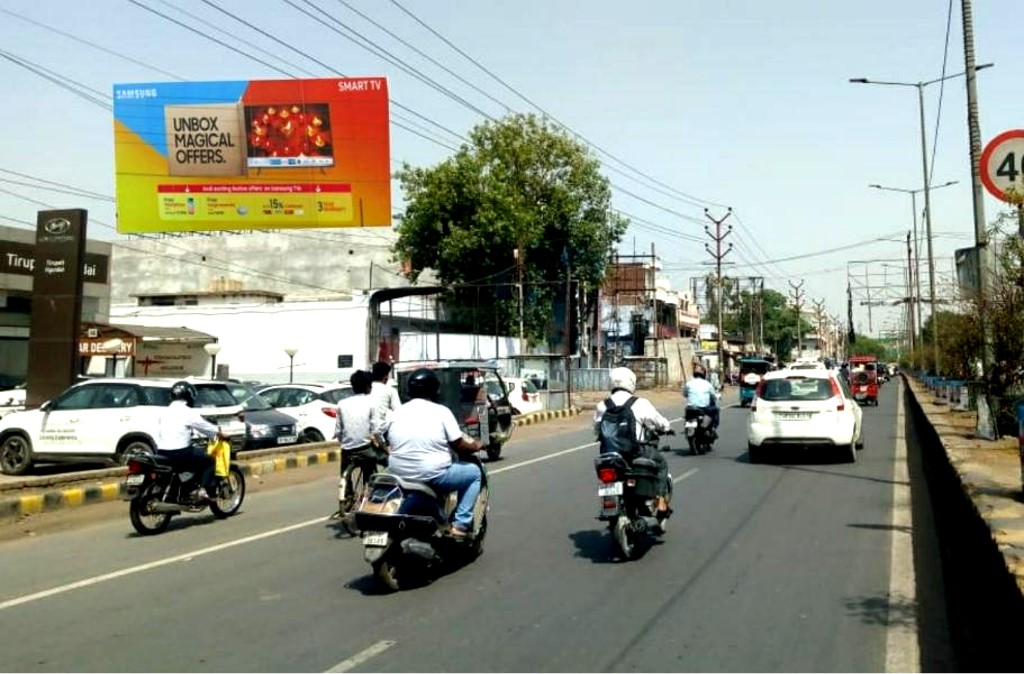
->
[386,368,483,538]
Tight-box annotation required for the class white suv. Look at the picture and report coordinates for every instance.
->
[0,378,247,475]
[746,369,863,464]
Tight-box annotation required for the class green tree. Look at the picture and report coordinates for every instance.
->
[847,333,894,361]
[393,114,627,343]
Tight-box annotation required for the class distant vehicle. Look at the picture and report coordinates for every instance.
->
[221,382,299,450]
[0,378,247,476]
[256,383,354,443]
[738,358,772,407]
[747,368,863,464]
[503,377,544,416]
[392,360,514,461]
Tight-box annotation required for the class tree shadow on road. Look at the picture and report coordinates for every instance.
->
[847,522,913,534]
[844,593,917,628]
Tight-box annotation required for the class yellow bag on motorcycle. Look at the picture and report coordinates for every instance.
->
[207,438,231,477]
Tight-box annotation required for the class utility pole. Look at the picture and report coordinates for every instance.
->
[705,208,733,385]
[905,231,917,365]
[788,279,805,359]
[515,244,525,354]
[651,243,659,358]
[811,297,827,359]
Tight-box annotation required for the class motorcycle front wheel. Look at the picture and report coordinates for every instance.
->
[209,466,245,519]
[129,484,172,536]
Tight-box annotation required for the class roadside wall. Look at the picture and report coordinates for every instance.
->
[904,379,1024,671]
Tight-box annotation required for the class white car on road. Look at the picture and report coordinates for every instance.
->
[746,368,863,464]
[504,377,544,416]
[256,383,354,443]
[0,379,247,475]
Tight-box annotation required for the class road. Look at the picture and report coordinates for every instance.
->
[0,382,947,672]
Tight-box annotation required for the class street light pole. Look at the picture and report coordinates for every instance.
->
[284,347,298,383]
[869,180,958,369]
[850,63,993,375]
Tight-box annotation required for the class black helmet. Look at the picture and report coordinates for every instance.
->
[406,368,440,401]
[170,381,197,407]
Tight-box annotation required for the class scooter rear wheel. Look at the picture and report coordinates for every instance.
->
[373,555,403,592]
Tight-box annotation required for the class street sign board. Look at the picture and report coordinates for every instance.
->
[980,129,1024,203]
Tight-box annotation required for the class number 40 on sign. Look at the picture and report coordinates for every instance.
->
[981,129,1024,204]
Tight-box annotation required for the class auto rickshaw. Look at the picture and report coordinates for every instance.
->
[738,357,771,407]
[848,355,879,406]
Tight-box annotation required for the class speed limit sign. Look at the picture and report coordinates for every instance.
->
[980,129,1024,203]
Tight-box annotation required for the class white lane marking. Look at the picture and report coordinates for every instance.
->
[673,468,699,484]
[325,639,396,673]
[1,416,689,611]
[886,380,920,673]
[0,515,328,612]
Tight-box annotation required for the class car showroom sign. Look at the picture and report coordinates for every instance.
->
[980,129,1024,203]
[112,78,391,233]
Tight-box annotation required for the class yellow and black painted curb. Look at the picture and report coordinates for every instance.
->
[513,406,582,427]
[0,447,341,524]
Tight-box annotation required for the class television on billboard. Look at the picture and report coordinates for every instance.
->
[113,78,391,233]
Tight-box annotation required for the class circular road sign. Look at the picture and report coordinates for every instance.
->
[980,129,1024,203]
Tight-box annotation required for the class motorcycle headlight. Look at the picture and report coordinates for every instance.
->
[249,423,272,438]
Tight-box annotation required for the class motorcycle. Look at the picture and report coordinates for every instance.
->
[594,430,673,560]
[354,456,488,591]
[123,449,246,536]
[683,407,716,455]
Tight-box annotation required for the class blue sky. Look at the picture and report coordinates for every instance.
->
[0,0,1019,336]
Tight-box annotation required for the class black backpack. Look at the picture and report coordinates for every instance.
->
[598,396,641,457]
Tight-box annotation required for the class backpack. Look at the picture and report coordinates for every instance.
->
[598,396,641,457]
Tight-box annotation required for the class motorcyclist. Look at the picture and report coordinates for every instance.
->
[368,361,401,446]
[593,367,672,517]
[683,366,720,439]
[155,381,228,502]
[386,368,484,539]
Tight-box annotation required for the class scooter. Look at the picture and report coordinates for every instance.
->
[683,407,716,455]
[354,456,488,591]
[594,430,673,561]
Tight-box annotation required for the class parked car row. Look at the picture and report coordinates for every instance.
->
[0,359,538,475]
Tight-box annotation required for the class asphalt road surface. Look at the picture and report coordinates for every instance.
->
[0,382,948,672]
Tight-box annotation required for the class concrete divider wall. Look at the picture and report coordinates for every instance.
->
[904,379,1024,671]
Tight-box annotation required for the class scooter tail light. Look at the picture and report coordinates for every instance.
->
[597,467,618,484]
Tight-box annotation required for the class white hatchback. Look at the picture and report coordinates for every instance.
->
[503,377,544,416]
[746,369,863,464]
[256,383,354,443]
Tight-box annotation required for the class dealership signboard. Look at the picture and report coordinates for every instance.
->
[113,78,391,233]
[26,209,87,407]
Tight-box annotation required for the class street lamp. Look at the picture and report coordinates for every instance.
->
[284,347,298,383]
[203,342,222,379]
[869,180,959,366]
[850,63,993,374]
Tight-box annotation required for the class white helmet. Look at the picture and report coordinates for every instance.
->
[610,367,637,394]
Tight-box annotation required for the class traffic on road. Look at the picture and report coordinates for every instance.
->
[0,378,947,672]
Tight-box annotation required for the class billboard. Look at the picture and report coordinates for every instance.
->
[113,78,391,233]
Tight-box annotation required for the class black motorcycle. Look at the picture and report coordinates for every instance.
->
[354,456,488,591]
[594,432,673,560]
[683,407,715,455]
[123,451,246,535]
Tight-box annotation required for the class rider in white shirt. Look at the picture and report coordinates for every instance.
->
[683,367,720,436]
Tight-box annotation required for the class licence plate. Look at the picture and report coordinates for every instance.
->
[598,482,624,496]
[777,412,812,420]
[363,531,389,547]
[277,435,297,444]
[125,474,145,486]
